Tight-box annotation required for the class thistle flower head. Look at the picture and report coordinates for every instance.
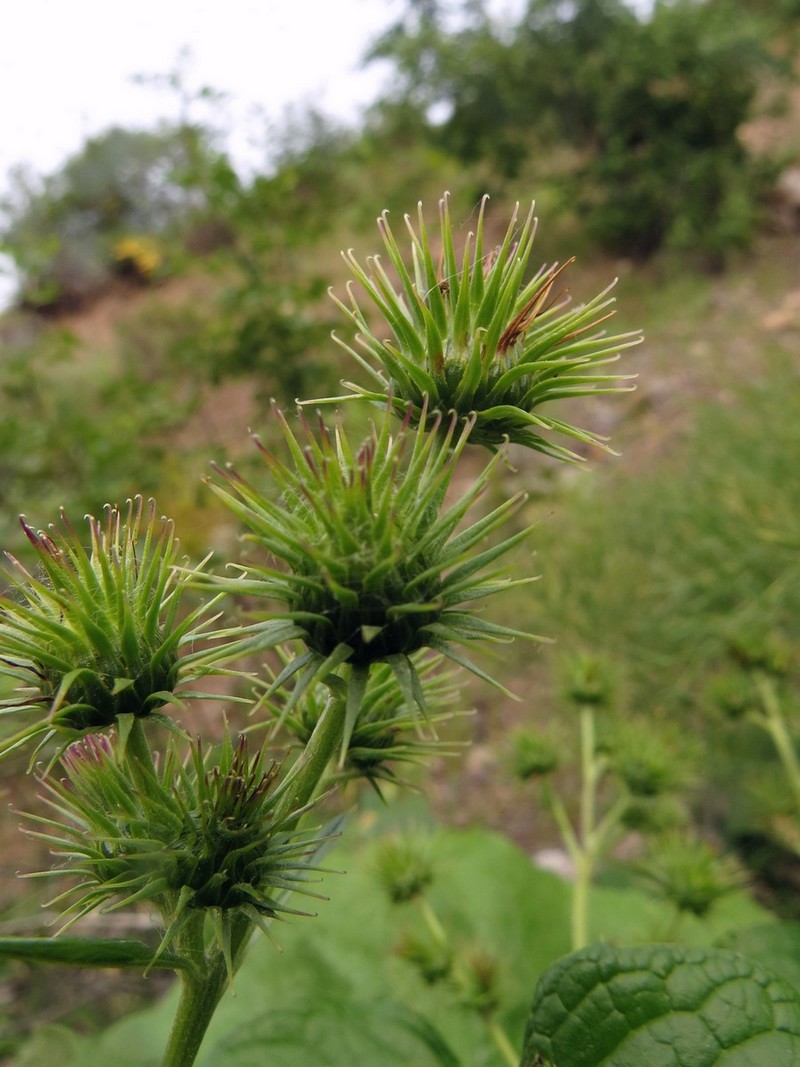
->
[637,833,746,918]
[560,650,615,709]
[509,728,562,781]
[325,194,639,458]
[208,404,539,752]
[25,730,327,962]
[608,721,690,799]
[0,498,227,762]
[373,833,435,904]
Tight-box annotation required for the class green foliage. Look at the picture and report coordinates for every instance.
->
[23,823,775,1067]
[530,356,800,715]
[369,0,786,266]
[1,125,219,309]
[0,323,190,549]
[522,942,800,1066]
[718,924,800,991]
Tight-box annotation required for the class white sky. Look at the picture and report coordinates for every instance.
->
[0,0,525,305]
[0,0,404,184]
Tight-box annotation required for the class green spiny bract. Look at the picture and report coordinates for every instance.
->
[25,730,327,960]
[373,834,436,905]
[0,497,228,761]
[267,656,466,793]
[325,194,640,459]
[637,833,746,919]
[206,403,540,748]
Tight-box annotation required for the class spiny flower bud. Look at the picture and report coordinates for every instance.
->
[637,833,746,918]
[727,629,792,678]
[705,671,754,720]
[270,655,466,793]
[510,729,561,781]
[325,193,639,458]
[373,834,435,904]
[26,731,328,962]
[394,931,453,985]
[561,651,614,709]
[207,403,540,756]
[608,721,690,799]
[455,946,503,1018]
[0,498,229,762]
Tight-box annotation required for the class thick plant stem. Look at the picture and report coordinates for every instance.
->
[159,915,251,1067]
[158,685,348,1067]
[274,686,347,828]
[160,959,229,1067]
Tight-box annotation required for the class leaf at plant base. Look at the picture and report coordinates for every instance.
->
[522,942,800,1067]
[717,923,800,993]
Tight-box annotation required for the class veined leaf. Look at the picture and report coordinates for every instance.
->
[522,942,800,1067]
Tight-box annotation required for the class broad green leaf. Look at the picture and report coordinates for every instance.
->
[0,936,188,971]
[522,943,800,1067]
[717,924,800,993]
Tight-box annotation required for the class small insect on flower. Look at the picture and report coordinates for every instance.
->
[0,497,233,763]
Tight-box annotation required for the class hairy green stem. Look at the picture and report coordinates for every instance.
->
[160,914,252,1067]
[572,705,600,951]
[418,895,448,947]
[417,896,518,1067]
[274,686,347,828]
[158,681,348,1067]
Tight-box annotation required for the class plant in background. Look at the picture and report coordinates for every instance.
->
[712,628,800,860]
[636,832,747,938]
[511,651,691,951]
[374,833,519,1067]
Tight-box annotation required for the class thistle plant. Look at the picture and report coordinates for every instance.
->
[637,832,747,939]
[323,193,640,458]
[263,654,466,795]
[512,652,690,951]
[374,833,519,1067]
[0,193,640,1067]
[25,730,328,955]
[714,629,800,851]
[205,401,539,758]
[0,496,229,763]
